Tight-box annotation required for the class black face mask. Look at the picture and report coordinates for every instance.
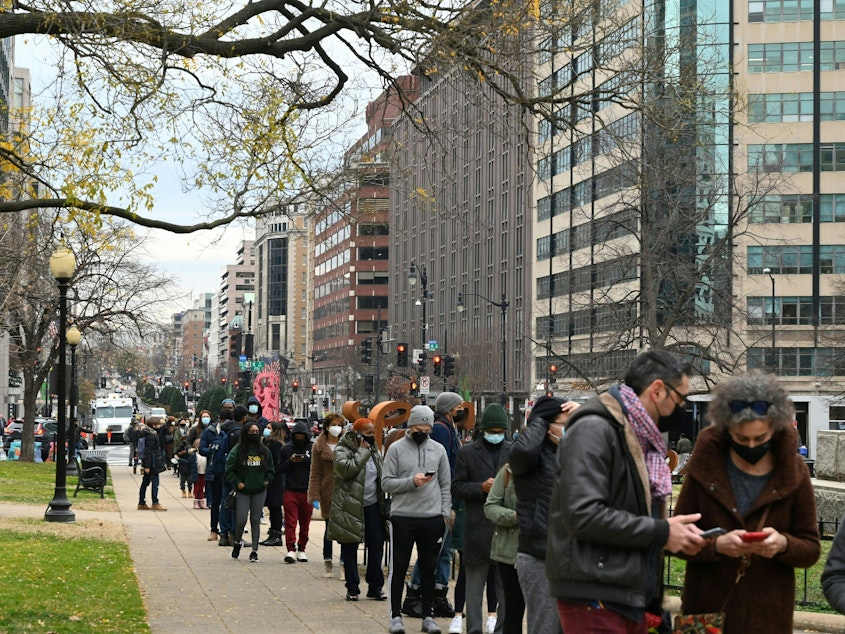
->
[361,434,376,447]
[293,435,307,446]
[657,404,687,433]
[244,433,260,444]
[453,409,468,424]
[730,437,772,465]
[411,431,429,445]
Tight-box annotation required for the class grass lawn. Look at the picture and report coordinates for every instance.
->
[0,461,148,633]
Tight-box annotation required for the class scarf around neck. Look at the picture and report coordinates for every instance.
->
[618,384,672,503]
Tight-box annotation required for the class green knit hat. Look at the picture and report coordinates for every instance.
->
[479,403,509,431]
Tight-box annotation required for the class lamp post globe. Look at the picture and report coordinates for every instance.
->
[65,324,82,476]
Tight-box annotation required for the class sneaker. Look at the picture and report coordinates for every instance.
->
[323,560,333,578]
[484,616,496,634]
[367,588,388,601]
[218,534,231,547]
[151,503,167,511]
[448,615,463,634]
[259,516,267,524]
[345,593,359,601]
[249,551,258,563]
[137,503,151,510]
[231,541,242,559]
[284,551,296,563]
[388,616,405,634]
[297,550,308,562]
[421,617,441,634]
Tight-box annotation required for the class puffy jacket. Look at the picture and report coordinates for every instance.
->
[327,432,385,543]
[452,437,510,564]
[483,464,518,566]
[545,391,670,609]
[138,425,165,471]
[199,423,226,479]
[308,433,338,516]
[508,415,558,559]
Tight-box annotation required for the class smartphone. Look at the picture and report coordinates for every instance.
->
[699,527,727,539]
[424,471,436,477]
[741,531,768,542]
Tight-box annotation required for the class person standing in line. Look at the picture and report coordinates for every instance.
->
[280,420,314,563]
[546,350,705,634]
[126,418,140,471]
[382,405,451,634]
[676,372,820,633]
[199,409,229,541]
[217,405,248,547]
[508,395,577,634]
[137,418,167,511]
[225,421,275,562]
[309,412,344,577]
[259,421,287,547]
[452,403,511,634]
[328,417,388,601]
[190,437,207,509]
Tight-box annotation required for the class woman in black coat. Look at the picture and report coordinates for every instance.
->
[259,421,286,546]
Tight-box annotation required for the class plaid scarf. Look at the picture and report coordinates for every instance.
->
[618,384,672,503]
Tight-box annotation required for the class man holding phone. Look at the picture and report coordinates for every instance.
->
[382,405,451,634]
[279,420,314,563]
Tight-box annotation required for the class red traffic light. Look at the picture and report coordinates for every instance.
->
[397,344,406,352]
[433,355,442,364]
[550,364,558,373]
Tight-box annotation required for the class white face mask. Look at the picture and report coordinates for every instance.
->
[328,425,343,438]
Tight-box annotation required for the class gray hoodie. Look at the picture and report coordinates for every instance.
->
[382,430,451,520]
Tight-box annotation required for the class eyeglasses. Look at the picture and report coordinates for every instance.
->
[729,400,771,416]
[664,382,689,406]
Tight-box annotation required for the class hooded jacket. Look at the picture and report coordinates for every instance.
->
[224,437,275,495]
[382,430,451,520]
[327,431,385,543]
[246,396,270,429]
[279,421,313,491]
[674,425,819,634]
[199,422,226,479]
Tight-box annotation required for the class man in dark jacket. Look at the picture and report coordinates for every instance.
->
[546,350,705,634]
[137,419,167,511]
[217,405,248,547]
[279,420,313,562]
[246,395,270,429]
[452,403,511,634]
[509,395,578,634]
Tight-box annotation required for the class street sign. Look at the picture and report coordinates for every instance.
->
[427,340,438,351]
[239,355,247,363]
[251,361,262,371]
[238,361,247,371]
[419,376,430,394]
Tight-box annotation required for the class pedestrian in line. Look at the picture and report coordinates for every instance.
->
[259,421,287,547]
[483,463,522,634]
[199,408,230,541]
[382,405,451,634]
[309,411,344,577]
[137,418,167,511]
[546,350,705,634]
[225,421,275,561]
[404,391,464,621]
[452,403,511,634]
[280,420,314,562]
[508,395,577,634]
[126,418,140,471]
[676,372,820,634]
[217,404,248,547]
[175,435,192,497]
[824,512,845,614]
[328,417,388,601]
[190,437,207,509]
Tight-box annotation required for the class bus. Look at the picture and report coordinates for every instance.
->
[91,394,135,444]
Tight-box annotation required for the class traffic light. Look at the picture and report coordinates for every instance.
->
[292,380,299,392]
[243,333,254,358]
[550,364,558,385]
[183,381,189,391]
[443,354,455,377]
[221,377,227,386]
[397,342,408,367]
[191,380,197,392]
[418,350,427,372]
[433,354,442,376]
[229,332,242,358]
[364,375,374,393]
[311,385,317,396]
[322,397,329,408]
[360,337,373,364]
[157,377,162,386]
[410,379,419,396]
[101,377,107,388]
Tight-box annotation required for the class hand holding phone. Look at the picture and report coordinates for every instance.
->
[741,531,768,542]
[699,527,727,539]
[424,470,436,477]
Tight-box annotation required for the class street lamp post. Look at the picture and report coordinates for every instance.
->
[45,247,76,523]
[763,267,776,372]
[457,292,509,406]
[408,260,430,370]
[66,324,82,475]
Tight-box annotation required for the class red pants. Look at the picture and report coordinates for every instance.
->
[557,600,647,634]
[284,490,312,551]
[193,474,206,500]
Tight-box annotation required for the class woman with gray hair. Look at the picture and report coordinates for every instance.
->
[674,372,820,633]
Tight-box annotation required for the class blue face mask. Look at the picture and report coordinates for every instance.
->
[263,428,271,438]
[484,432,505,445]
[248,405,259,414]
[201,417,210,425]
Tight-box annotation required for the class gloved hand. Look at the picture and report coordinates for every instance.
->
[312,500,320,510]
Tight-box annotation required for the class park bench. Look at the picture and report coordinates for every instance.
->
[73,454,107,498]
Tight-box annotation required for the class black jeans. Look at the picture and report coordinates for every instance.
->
[207,476,222,534]
[498,562,525,634]
[388,515,445,618]
[341,502,386,595]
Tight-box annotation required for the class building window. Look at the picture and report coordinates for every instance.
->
[747,144,814,172]
[747,245,815,274]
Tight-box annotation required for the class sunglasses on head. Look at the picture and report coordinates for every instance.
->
[729,400,771,416]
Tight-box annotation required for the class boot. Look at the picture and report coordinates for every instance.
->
[182,490,188,498]
[193,499,201,509]
[200,499,208,509]
[401,583,424,619]
[433,586,455,618]
[260,529,282,546]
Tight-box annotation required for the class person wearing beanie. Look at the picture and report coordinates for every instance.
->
[327,417,388,601]
[452,403,512,634]
[404,392,466,622]
[382,405,451,634]
[509,395,579,634]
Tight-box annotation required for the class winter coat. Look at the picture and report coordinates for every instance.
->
[224,440,275,495]
[308,433,338,517]
[199,423,227,480]
[327,432,385,543]
[545,392,669,609]
[508,415,558,560]
[430,413,461,475]
[138,426,165,472]
[278,421,313,492]
[451,436,510,564]
[382,431,451,520]
[264,438,285,507]
[483,464,519,566]
[674,425,820,634]
[175,440,192,475]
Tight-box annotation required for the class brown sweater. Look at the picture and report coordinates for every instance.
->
[307,433,337,517]
[674,425,820,634]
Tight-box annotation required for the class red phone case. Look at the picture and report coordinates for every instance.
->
[741,531,768,542]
